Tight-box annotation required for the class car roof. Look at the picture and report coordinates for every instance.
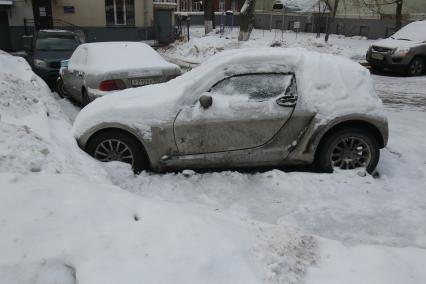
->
[38,29,77,36]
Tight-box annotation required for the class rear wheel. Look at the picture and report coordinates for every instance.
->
[86,130,149,174]
[317,128,379,174]
[407,57,424,76]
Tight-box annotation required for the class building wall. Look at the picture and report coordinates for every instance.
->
[52,0,154,28]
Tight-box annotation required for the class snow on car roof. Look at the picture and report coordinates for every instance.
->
[391,20,426,42]
[70,41,177,74]
[73,48,384,139]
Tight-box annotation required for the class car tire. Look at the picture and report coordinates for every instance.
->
[407,57,424,77]
[86,130,149,174]
[82,88,90,106]
[56,77,69,98]
[317,128,380,174]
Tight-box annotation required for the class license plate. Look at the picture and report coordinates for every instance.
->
[371,53,384,60]
[131,77,162,87]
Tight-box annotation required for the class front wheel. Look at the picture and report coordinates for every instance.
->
[86,130,149,174]
[407,57,424,77]
[317,128,379,174]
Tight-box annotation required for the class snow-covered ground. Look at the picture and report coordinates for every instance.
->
[2,27,426,284]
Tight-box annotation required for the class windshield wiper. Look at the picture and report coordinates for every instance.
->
[395,38,412,41]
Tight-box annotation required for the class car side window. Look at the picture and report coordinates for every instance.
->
[210,73,296,101]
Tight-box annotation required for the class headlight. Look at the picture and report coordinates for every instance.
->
[393,47,410,57]
[34,59,47,68]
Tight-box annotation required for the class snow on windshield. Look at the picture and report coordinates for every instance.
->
[391,20,426,42]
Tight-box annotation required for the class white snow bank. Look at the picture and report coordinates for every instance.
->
[68,42,179,75]
[0,173,265,284]
[306,238,426,284]
[0,51,105,178]
[73,48,384,139]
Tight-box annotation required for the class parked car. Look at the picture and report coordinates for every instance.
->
[366,20,426,76]
[57,42,181,105]
[72,48,388,174]
[23,29,82,84]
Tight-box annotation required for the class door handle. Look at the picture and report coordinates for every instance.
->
[276,96,297,107]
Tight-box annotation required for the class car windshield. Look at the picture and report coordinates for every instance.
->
[36,35,80,51]
[390,21,426,42]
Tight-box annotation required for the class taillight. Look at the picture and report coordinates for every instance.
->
[99,79,126,91]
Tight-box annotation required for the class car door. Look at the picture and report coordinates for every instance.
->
[173,73,298,155]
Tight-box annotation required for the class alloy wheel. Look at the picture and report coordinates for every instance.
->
[94,139,134,165]
[330,136,371,170]
[409,59,424,76]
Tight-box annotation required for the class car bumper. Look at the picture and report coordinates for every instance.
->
[366,52,412,70]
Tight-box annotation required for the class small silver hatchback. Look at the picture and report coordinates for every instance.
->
[73,48,388,174]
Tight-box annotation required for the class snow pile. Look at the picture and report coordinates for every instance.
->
[73,48,384,140]
[0,51,105,177]
[159,28,373,63]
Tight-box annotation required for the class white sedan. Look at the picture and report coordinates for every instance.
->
[57,42,181,105]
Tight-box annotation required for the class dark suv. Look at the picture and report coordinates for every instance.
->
[24,30,82,84]
[366,20,426,76]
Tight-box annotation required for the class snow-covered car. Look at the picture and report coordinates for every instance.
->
[72,48,388,174]
[57,42,181,105]
[366,20,426,76]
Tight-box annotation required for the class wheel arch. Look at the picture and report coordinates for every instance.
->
[314,119,385,160]
[84,126,152,170]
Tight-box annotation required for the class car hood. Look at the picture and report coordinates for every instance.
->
[372,38,422,49]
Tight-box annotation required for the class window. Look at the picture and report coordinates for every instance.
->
[105,0,135,26]
[210,73,295,101]
[36,35,80,51]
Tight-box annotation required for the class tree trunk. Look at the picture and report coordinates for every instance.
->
[325,0,339,42]
[204,0,213,34]
[395,0,403,30]
[238,0,256,41]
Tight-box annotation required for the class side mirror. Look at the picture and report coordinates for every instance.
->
[23,35,33,52]
[199,94,212,109]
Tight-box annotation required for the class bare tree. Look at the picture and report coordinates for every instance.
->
[238,0,257,41]
[204,0,213,34]
[324,0,340,42]
[358,0,404,30]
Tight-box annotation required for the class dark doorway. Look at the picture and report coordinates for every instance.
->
[31,0,53,30]
[154,9,173,44]
[0,10,11,50]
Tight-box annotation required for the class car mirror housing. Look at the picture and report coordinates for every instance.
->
[199,94,213,109]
